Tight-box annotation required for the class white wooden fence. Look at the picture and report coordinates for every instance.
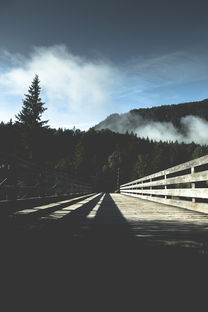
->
[120,155,208,213]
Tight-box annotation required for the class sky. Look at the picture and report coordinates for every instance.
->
[1,0,208,129]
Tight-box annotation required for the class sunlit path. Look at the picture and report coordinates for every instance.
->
[110,194,208,251]
[41,193,101,220]
[13,193,96,216]
[2,191,208,309]
[2,193,208,255]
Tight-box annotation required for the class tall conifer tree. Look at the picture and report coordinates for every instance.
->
[16,75,48,127]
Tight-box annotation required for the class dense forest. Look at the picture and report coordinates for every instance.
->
[1,120,208,193]
[131,99,208,124]
[1,75,208,197]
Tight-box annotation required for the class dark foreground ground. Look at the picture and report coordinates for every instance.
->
[1,193,208,310]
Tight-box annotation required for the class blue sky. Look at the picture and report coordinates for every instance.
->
[0,0,208,129]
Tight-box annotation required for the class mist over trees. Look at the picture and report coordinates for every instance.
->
[95,99,208,144]
[1,76,208,192]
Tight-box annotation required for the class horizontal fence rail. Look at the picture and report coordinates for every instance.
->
[120,155,208,213]
[0,152,93,201]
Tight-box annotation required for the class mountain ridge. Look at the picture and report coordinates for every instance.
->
[94,99,208,144]
[95,98,208,131]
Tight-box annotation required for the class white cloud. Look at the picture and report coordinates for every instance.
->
[0,45,120,129]
[181,116,208,145]
[0,46,208,130]
[136,121,184,142]
[137,116,208,145]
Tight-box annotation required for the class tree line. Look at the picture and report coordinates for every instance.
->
[1,75,208,192]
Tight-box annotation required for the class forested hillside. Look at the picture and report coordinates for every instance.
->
[131,98,208,124]
[95,99,208,140]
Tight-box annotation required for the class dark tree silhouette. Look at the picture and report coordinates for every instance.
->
[16,75,48,128]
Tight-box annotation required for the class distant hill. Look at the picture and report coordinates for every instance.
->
[94,99,208,144]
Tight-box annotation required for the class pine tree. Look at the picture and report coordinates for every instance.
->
[16,75,48,128]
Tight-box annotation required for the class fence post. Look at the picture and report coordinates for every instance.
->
[117,168,120,193]
[150,178,152,197]
[191,167,195,203]
[164,174,167,199]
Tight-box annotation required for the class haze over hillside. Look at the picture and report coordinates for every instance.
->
[95,99,208,145]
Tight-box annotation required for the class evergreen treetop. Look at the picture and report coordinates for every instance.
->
[16,74,48,128]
